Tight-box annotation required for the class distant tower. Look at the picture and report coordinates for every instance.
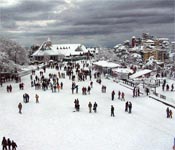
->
[46,37,52,47]
[131,36,136,48]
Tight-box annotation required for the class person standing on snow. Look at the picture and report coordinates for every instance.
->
[1,137,7,150]
[121,92,125,101]
[11,140,17,150]
[93,102,98,113]
[35,94,39,103]
[171,84,174,91]
[88,102,92,113]
[7,138,11,150]
[169,110,173,118]
[111,90,115,101]
[60,82,63,89]
[128,102,132,113]
[166,107,170,118]
[18,102,22,114]
[125,101,129,112]
[118,91,121,99]
[111,105,115,117]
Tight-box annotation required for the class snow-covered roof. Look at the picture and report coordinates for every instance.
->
[112,68,133,74]
[131,53,141,58]
[146,39,154,43]
[158,38,169,41]
[130,69,152,79]
[32,43,88,57]
[93,61,120,68]
[114,44,122,49]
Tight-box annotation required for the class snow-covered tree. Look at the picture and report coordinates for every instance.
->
[0,37,29,72]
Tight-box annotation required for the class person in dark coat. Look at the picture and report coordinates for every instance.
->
[87,86,91,94]
[146,88,149,96]
[74,99,80,111]
[171,84,174,91]
[9,85,12,92]
[125,101,129,112]
[35,94,39,103]
[118,91,121,99]
[18,102,22,114]
[166,84,169,91]
[60,82,63,89]
[111,105,115,117]
[169,110,173,118]
[93,102,98,113]
[7,138,11,150]
[2,137,7,150]
[11,141,17,150]
[137,87,140,97]
[133,87,136,97]
[166,107,170,118]
[26,93,30,103]
[111,90,115,101]
[88,102,92,113]
[128,102,132,113]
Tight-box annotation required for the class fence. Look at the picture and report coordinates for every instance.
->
[152,91,175,106]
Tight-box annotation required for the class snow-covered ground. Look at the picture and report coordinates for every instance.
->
[0,64,174,150]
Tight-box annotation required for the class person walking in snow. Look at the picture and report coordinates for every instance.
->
[128,102,132,113]
[118,91,121,99]
[90,81,93,88]
[18,102,22,114]
[74,99,80,111]
[169,110,173,118]
[87,86,91,94]
[166,107,170,118]
[125,101,129,112]
[121,92,125,101]
[88,102,92,113]
[35,94,39,103]
[11,140,17,150]
[111,90,115,101]
[7,138,11,150]
[111,105,115,117]
[166,84,169,91]
[93,102,98,113]
[171,84,174,91]
[60,82,63,89]
[137,87,140,97]
[162,84,165,91]
[1,137,7,150]
[133,87,136,97]
[146,88,149,96]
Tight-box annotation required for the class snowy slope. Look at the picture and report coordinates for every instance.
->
[0,64,174,150]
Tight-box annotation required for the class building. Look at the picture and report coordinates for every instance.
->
[141,47,166,62]
[32,38,88,62]
[171,41,175,53]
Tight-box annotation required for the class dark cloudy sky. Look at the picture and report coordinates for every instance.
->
[0,0,174,47]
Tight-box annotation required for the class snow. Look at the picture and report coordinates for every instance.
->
[112,68,133,74]
[146,39,154,43]
[0,62,174,150]
[129,69,152,79]
[131,53,141,58]
[93,61,121,68]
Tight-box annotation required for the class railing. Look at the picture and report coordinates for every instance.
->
[152,91,175,105]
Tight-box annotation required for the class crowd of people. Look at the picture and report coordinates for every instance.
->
[3,60,174,119]
[1,137,17,150]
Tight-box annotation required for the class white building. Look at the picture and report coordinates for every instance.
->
[32,38,88,61]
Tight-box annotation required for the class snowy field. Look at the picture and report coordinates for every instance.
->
[0,65,174,150]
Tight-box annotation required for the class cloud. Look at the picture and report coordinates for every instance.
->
[0,0,174,47]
